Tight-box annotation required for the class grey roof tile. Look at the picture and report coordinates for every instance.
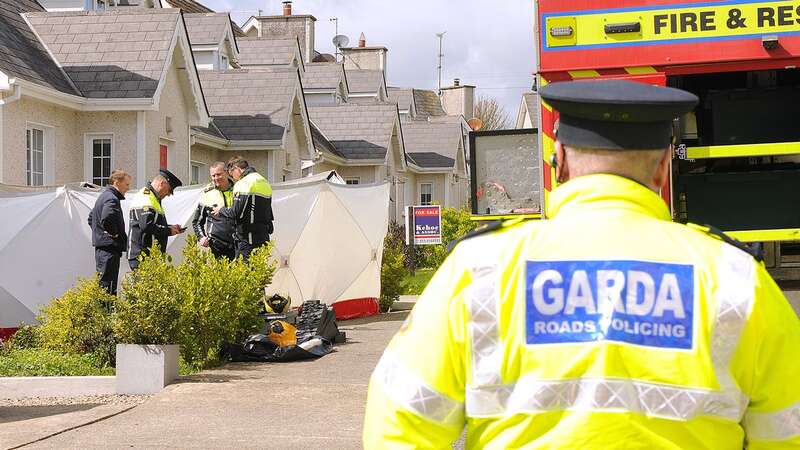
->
[308,103,399,160]
[302,62,346,90]
[184,13,230,46]
[199,68,299,141]
[346,69,383,94]
[403,121,462,168]
[413,89,446,117]
[237,37,298,67]
[25,8,180,98]
[522,91,539,126]
[388,87,414,112]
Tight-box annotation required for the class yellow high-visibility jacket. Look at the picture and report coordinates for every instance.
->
[364,174,800,450]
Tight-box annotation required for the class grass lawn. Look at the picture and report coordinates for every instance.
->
[403,268,436,295]
[0,348,114,377]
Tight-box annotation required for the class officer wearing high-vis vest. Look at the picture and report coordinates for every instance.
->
[364,80,800,449]
[192,162,235,260]
[212,157,273,261]
[128,169,185,270]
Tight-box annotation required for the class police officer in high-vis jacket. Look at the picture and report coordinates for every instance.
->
[364,80,800,449]
[212,157,273,261]
[192,162,235,260]
[128,169,185,270]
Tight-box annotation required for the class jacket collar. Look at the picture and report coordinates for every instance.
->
[241,167,257,179]
[547,174,670,221]
[108,185,125,200]
[146,182,162,204]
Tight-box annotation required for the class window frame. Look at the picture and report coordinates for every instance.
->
[26,127,45,186]
[84,133,114,186]
[190,160,205,185]
[344,177,361,185]
[419,182,433,206]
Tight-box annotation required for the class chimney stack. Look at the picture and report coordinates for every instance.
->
[453,78,460,87]
[358,32,366,48]
[282,1,292,16]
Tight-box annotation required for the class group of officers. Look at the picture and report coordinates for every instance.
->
[88,156,274,295]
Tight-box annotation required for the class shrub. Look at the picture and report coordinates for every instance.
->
[175,236,273,368]
[416,207,476,269]
[114,245,182,346]
[380,235,407,312]
[0,348,113,377]
[36,277,116,367]
[1,323,40,353]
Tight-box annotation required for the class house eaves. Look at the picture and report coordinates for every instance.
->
[192,129,282,151]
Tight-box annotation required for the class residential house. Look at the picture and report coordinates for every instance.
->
[239,3,316,64]
[309,103,408,220]
[301,63,348,106]
[516,91,539,129]
[190,68,315,185]
[403,121,470,209]
[184,13,238,71]
[0,3,208,188]
[345,69,388,104]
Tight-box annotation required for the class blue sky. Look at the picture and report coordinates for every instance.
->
[204,0,536,119]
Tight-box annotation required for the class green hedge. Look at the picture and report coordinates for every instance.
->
[12,237,276,374]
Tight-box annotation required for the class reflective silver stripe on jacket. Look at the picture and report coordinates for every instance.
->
[465,243,755,423]
[709,244,755,420]
[744,401,800,441]
[468,264,502,386]
[373,351,464,427]
[466,376,741,421]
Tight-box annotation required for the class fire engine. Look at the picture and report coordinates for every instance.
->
[536,0,800,280]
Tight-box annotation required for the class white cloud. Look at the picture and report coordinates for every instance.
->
[205,0,535,121]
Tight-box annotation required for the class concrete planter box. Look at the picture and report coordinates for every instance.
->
[116,344,179,395]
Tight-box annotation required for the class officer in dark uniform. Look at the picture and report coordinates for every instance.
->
[88,170,131,295]
[212,157,274,261]
[192,162,235,260]
[128,169,185,270]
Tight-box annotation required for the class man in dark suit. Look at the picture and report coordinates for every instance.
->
[88,170,131,295]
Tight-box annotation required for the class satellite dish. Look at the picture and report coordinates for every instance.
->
[467,118,484,131]
[332,34,350,49]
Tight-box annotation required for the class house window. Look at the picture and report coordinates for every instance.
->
[420,183,433,206]
[26,128,44,186]
[91,138,112,185]
[220,55,229,69]
[192,162,203,184]
[345,177,360,185]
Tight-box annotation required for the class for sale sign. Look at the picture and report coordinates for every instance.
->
[412,205,442,245]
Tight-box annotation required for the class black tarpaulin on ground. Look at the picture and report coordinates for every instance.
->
[225,300,345,363]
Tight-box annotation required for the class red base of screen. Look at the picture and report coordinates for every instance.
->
[0,328,17,342]
[333,298,380,320]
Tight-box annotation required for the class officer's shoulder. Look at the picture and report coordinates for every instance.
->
[686,222,763,262]
[202,183,215,193]
[142,187,151,195]
[447,218,529,254]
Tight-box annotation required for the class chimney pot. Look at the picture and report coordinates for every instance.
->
[454,78,460,87]
[358,32,366,48]
[282,1,292,16]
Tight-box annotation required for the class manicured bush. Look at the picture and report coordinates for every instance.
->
[114,245,182,347]
[37,277,116,367]
[175,236,273,368]
[0,348,114,377]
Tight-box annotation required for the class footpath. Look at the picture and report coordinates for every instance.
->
[0,311,408,450]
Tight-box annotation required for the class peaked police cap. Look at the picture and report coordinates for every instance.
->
[539,79,698,150]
